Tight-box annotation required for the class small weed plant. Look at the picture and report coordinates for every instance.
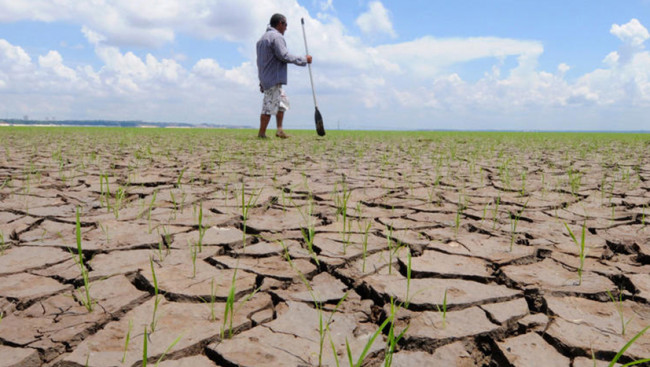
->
[190,242,198,278]
[334,181,353,250]
[0,230,6,255]
[492,195,501,230]
[386,226,397,275]
[295,195,320,265]
[568,167,582,196]
[606,289,633,335]
[142,325,183,367]
[384,297,410,367]
[193,201,207,252]
[72,207,94,312]
[405,249,412,308]
[149,257,161,332]
[345,315,392,367]
[564,221,587,286]
[436,288,448,329]
[238,181,260,247]
[209,277,217,322]
[608,325,649,367]
[220,265,259,339]
[301,226,319,266]
[282,240,348,366]
[509,200,528,252]
[121,319,133,363]
[221,268,237,339]
[361,222,372,273]
[454,196,465,235]
[113,185,126,219]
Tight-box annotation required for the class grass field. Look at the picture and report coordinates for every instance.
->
[0,126,649,366]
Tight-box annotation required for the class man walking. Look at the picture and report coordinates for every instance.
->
[256,13,312,139]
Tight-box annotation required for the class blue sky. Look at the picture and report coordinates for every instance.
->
[1,0,649,131]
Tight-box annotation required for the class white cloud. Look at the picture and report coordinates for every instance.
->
[0,0,302,47]
[0,39,34,93]
[355,1,397,38]
[192,58,256,86]
[374,36,543,78]
[557,63,570,75]
[82,26,107,46]
[319,0,334,12]
[0,34,261,122]
[578,50,650,106]
[38,51,77,81]
[603,51,620,67]
[610,18,649,48]
[0,39,32,72]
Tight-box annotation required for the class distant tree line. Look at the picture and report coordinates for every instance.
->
[0,119,250,129]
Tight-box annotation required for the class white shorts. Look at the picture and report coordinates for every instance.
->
[261,85,290,115]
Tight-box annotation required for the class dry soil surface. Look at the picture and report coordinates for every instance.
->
[0,129,648,366]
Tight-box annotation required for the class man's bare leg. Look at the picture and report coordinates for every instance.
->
[275,110,288,138]
[259,114,271,138]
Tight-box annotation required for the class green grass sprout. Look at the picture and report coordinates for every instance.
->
[510,199,528,252]
[607,289,633,335]
[564,221,587,285]
[149,257,161,332]
[121,319,133,364]
[608,325,649,367]
[436,288,448,329]
[73,207,93,312]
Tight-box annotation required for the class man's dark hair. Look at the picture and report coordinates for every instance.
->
[270,13,286,27]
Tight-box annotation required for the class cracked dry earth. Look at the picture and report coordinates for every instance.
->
[0,128,649,367]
